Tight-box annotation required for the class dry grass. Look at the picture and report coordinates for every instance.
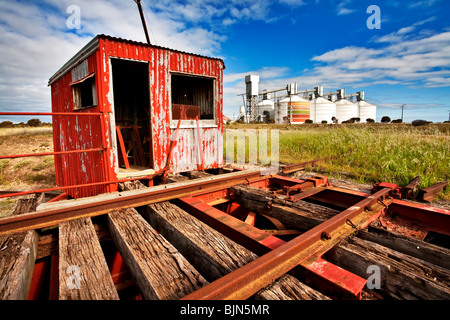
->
[0,127,55,217]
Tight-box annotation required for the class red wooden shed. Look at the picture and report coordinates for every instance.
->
[48,34,225,198]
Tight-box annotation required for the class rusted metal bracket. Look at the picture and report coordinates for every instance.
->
[279,176,328,202]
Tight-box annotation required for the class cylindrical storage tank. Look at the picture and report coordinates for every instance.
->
[311,97,336,123]
[357,100,376,123]
[279,96,310,124]
[257,99,275,121]
[335,99,358,123]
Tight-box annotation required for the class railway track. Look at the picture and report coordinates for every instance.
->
[0,169,449,301]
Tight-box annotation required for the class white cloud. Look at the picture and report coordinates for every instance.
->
[306,23,450,90]
[374,17,436,43]
[337,0,356,15]
[0,0,235,116]
[409,0,441,8]
[278,0,307,7]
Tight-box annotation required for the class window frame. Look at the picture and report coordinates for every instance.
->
[71,73,97,110]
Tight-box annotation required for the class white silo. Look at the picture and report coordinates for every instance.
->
[257,99,275,122]
[335,99,358,123]
[311,97,336,123]
[357,100,377,123]
[356,92,376,123]
[239,105,249,122]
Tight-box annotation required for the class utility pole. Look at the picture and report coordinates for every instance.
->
[134,0,151,45]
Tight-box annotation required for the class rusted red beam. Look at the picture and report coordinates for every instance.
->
[309,185,450,237]
[388,199,450,237]
[177,196,285,255]
[177,196,369,299]
[0,147,105,160]
[116,126,130,169]
[181,187,391,300]
[46,193,69,203]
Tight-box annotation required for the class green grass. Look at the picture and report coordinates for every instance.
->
[225,123,450,200]
[14,160,32,169]
[32,156,54,171]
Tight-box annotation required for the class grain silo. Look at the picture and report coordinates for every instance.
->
[356,91,376,123]
[311,97,336,123]
[278,96,310,124]
[257,99,275,122]
[335,92,358,123]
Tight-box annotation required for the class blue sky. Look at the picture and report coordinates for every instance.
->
[0,0,449,123]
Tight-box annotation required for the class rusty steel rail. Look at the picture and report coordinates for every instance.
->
[182,187,392,300]
[0,169,262,237]
[281,151,352,174]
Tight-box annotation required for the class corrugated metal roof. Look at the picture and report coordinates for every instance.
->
[48,34,225,86]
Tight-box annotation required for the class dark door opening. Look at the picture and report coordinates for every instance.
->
[111,59,153,170]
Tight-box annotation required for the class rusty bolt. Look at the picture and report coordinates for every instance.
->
[321,231,332,240]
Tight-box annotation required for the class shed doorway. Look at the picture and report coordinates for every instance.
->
[111,58,153,174]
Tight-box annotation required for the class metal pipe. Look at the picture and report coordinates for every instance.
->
[0,175,156,199]
[0,147,105,160]
[0,112,102,116]
[134,0,151,45]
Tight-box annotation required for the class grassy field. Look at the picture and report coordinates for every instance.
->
[225,123,450,201]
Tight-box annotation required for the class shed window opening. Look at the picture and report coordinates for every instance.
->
[171,74,214,120]
[72,75,97,110]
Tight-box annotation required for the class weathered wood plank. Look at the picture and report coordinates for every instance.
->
[0,193,43,300]
[145,201,329,300]
[187,170,213,179]
[359,227,450,270]
[0,231,38,300]
[58,217,119,300]
[107,208,208,300]
[12,193,45,216]
[326,237,450,300]
[232,185,339,231]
